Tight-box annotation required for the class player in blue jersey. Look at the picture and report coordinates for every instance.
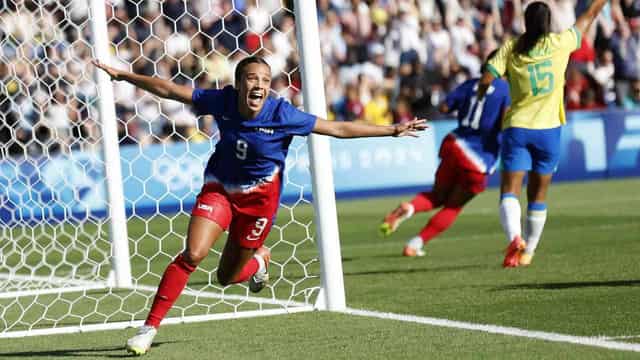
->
[93,56,426,355]
[380,52,510,257]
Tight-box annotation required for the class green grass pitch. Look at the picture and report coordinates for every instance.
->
[1,178,638,359]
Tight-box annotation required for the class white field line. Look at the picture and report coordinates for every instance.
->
[597,335,640,340]
[0,306,315,339]
[343,308,640,353]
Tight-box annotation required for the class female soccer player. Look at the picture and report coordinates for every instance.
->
[380,52,511,257]
[93,56,426,355]
[477,0,608,267]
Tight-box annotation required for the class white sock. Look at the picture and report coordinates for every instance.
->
[254,254,266,274]
[525,207,547,254]
[406,236,424,250]
[499,195,521,243]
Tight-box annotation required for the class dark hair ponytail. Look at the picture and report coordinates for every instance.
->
[515,2,552,55]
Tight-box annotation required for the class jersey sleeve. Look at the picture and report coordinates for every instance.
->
[444,81,469,111]
[279,100,317,136]
[486,40,514,78]
[500,81,512,108]
[191,88,225,116]
[559,26,582,52]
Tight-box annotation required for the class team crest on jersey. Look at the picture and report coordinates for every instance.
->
[256,127,275,135]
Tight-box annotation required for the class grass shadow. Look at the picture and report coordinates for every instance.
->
[345,264,488,277]
[0,340,183,358]
[494,279,640,291]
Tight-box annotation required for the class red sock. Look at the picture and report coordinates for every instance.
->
[145,254,196,328]
[419,206,462,244]
[231,257,259,284]
[411,192,442,213]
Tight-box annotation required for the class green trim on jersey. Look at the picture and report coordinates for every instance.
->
[487,63,501,79]
[572,26,581,50]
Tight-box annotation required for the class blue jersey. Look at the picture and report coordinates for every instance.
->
[444,78,511,173]
[192,86,317,190]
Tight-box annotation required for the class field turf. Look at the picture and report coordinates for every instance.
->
[1,178,638,359]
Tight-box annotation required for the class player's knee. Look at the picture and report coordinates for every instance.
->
[182,249,208,267]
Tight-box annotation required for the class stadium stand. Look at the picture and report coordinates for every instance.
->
[1,0,639,157]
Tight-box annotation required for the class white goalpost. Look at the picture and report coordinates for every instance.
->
[0,0,344,338]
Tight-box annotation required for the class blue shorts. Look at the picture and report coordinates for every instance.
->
[501,127,562,174]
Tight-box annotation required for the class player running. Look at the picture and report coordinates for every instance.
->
[93,56,426,355]
[477,0,609,267]
[380,52,510,257]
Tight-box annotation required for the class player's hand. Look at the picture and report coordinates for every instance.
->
[91,59,122,81]
[393,117,429,137]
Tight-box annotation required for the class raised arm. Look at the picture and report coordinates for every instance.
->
[92,60,194,104]
[312,117,428,138]
[575,0,609,35]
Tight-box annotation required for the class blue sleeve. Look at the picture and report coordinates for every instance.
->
[192,88,225,116]
[501,81,511,108]
[279,101,317,136]
[445,82,469,111]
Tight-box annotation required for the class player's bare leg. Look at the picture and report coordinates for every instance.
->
[500,171,526,267]
[127,216,224,355]
[217,237,270,293]
[380,182,449,237]
[520,172,552,266]
[404,184,474,257]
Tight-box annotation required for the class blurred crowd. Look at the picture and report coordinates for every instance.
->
[2,0,640,158]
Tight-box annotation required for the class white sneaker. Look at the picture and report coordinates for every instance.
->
[249,247,270,293]
[126,325,157,356]
[403,236,426,257]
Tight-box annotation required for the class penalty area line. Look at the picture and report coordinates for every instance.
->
[343,308,640,353]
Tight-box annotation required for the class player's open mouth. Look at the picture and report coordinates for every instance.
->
[247,90,265,107]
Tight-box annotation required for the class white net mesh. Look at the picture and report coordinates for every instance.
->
[0,0,320,336]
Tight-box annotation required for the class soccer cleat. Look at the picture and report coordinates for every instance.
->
[126,325,157,356]
[402,245,426,257]
[519,252,534,266]
[402,236,425,257]
[503,236,526,268]
[380,202,415,237]
[249,246,270,293]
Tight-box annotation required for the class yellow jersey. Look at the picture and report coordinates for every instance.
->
[487,27,581,129]
[363,96,393,126]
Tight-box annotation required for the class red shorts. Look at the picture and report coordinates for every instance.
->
[437,135,487,194]
[191,175,281,249]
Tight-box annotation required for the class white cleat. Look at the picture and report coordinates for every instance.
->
[126,325,157,356]
[249,247,271,293]
[403,245,426,257]
[403,236,426,257]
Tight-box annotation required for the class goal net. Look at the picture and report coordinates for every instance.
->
[0,0,342,337]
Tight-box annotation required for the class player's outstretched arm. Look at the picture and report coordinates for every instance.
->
[312,117,428,139]
[575,0,609,35]
[91,59,194,104]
